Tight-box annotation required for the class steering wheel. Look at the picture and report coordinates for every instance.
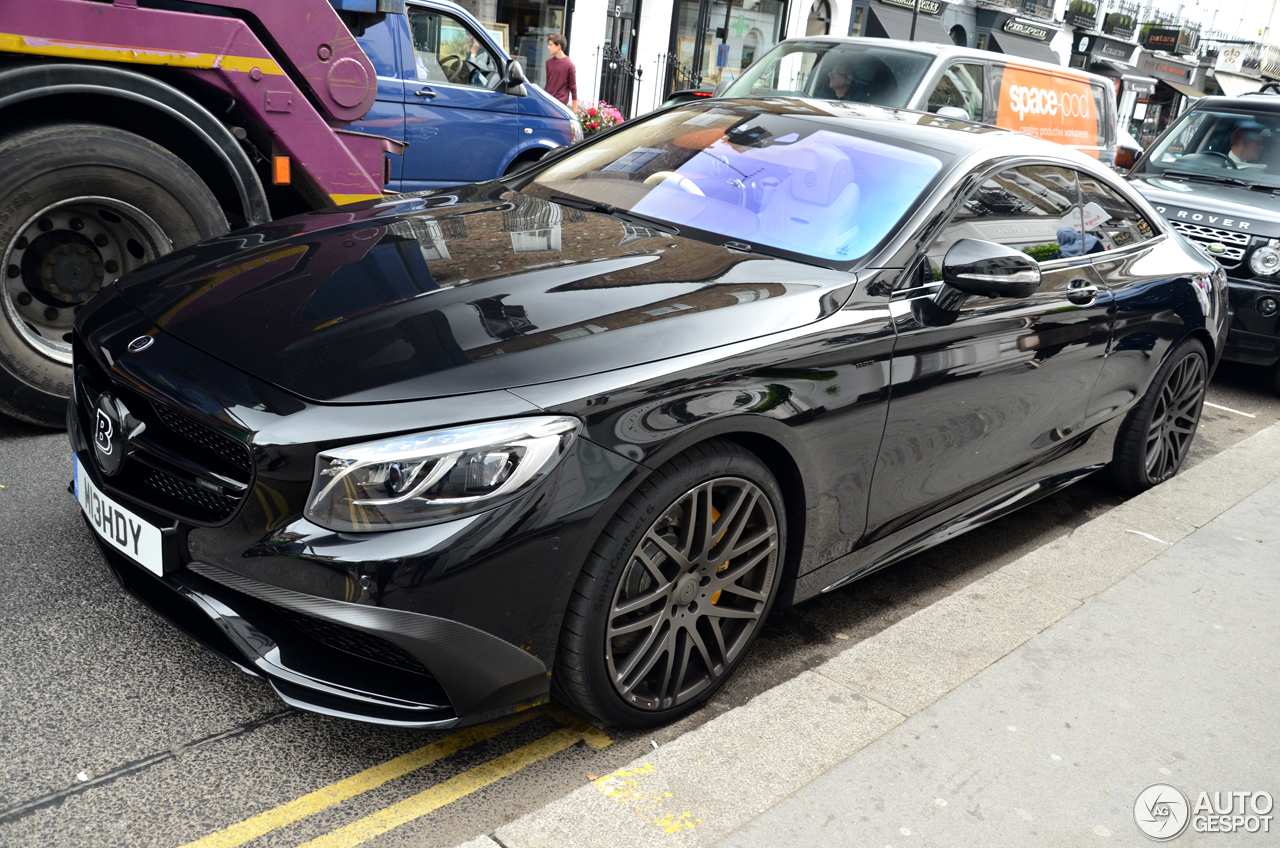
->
[440,54,466,84]
[1199,150,1238,169]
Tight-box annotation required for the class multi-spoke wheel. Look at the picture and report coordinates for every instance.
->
[555,441,785,727]
[1111,338,1208,495]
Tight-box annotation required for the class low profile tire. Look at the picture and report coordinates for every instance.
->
[0,124,228,427]
[1110,337,1209,495]
[555,441,786,728]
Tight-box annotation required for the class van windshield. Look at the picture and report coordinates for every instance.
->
[721,41,933,108]
[1133,108,1280,189]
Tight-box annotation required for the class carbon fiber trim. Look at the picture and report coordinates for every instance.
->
[187,562,549,717]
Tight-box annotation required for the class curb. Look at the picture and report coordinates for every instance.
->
[463,422,1280,848]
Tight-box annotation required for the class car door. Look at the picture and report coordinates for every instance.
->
[865,162,1114,540]
[401,3,520,189]
[350,15,407,190]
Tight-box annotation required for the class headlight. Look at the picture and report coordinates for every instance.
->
[1249,240,1280,276]
[306,417,580,532]
[571,117,584,144]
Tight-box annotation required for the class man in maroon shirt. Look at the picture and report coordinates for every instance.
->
[545,34,578,111]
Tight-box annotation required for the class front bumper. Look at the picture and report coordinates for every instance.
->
[1223,275,1280,367]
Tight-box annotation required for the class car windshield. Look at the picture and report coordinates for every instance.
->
[523,102,946,264]
[1133,107,1280,189]
[721,41,934,108]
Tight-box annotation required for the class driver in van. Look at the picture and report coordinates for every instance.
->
[1229,125,1266,169]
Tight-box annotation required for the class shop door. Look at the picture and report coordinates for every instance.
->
[666,0,789,98]
[600,0,643,117]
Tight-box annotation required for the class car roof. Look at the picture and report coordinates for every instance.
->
[779,36,1110,87]
[1190,94,1280,114]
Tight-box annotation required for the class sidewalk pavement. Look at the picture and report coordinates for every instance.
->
[463,422,1280,848]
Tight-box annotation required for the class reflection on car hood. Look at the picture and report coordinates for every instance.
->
[117,183,852,404]
[1130,176,1280,236]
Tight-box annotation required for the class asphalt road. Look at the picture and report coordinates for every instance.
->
[1,360,1277,848]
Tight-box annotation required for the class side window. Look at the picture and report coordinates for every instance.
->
[926,63,984,121]
[354,17,398,78]
[1077,174,1156,249]
[923,164,1083,279]
[407,6,501,89]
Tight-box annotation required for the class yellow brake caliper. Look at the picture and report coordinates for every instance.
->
[710,506,729,605]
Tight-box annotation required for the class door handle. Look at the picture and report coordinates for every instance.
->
[414,87,436,99]
[1066,279,1099,305]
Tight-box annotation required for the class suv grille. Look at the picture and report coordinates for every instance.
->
[74,336,254,524]
[1168,221,1250,267]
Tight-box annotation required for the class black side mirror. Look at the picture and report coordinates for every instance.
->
[940,238,1042,303]
[500,58,528,97]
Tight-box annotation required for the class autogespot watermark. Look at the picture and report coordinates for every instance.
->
[1134,784,1274,840]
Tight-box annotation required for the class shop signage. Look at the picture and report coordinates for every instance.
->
[1214,46,1244,74]
[880,0,942,13]
[1074,34,1135,63]
[1004,19,1050,40]
[1140,52,1194,83]
[1142,27,1180,51]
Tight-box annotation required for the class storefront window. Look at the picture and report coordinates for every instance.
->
[670,0,788,93]
[453,0,566,87]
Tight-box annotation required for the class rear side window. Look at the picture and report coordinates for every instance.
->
[1077,174,1156,249]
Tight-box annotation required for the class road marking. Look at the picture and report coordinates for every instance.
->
[1204,401,1257,418]
[178,710,542,848]
[1125,529,1170,545]
[298,722,600,848]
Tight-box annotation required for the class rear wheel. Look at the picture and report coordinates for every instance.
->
[1110,337,1208,495]
[555,441,785,727]
[0,124,227,427]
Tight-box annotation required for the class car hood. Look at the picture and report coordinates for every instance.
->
[1130,175,1280,237]
[117,184,852,404]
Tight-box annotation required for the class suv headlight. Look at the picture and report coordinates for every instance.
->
[306,417,580,532]
[1250,239,1280,277]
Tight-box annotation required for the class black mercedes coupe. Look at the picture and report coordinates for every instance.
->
[69,98,1226,729]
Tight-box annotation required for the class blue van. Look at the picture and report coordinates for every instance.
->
[347,0,582,191]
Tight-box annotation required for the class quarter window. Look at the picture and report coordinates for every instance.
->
[1077,174,1157,248]
[407,7,501,89]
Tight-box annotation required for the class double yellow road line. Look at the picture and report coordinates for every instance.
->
[181,706,610,848]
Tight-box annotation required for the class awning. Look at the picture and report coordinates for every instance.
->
[1216,71,1264,97]
[1164,80,1207,99]
[865,3,953,45]
[987,31,1061,66]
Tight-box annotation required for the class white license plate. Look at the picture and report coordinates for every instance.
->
[74,455,165,576]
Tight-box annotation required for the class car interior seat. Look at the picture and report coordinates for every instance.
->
[760,143,860,256]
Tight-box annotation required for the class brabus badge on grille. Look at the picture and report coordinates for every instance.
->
[128,336,154,353]
[91,394,140,477]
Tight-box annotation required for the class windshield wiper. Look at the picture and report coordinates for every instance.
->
[545,193,680,234]
[1159,169,1253,187]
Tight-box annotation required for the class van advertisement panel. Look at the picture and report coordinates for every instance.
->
[996,65,1098,155]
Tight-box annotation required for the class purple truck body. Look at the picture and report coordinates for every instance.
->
[3,0,403,204]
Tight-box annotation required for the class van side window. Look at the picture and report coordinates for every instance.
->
[1077,174,1157,248]
[407,6,501,90]
[926,63,984,121]
[923,164,1083,278]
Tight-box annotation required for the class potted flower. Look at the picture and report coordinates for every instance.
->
[573,101,625,138]
[1065,0,1098,31]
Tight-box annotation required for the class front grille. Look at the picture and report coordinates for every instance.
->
[1169,221,1250,267]
[143,471,241,519]
[74,336,254,525]
[151,403,254,477]
[279,609,433,677]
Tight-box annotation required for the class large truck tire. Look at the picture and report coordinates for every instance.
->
[0,124,228,428]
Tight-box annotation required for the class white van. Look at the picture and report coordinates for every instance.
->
[718,36,1119,164]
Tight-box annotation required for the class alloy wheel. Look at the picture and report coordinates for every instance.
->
[1144,351,1206,483]
[605,477,779,711]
